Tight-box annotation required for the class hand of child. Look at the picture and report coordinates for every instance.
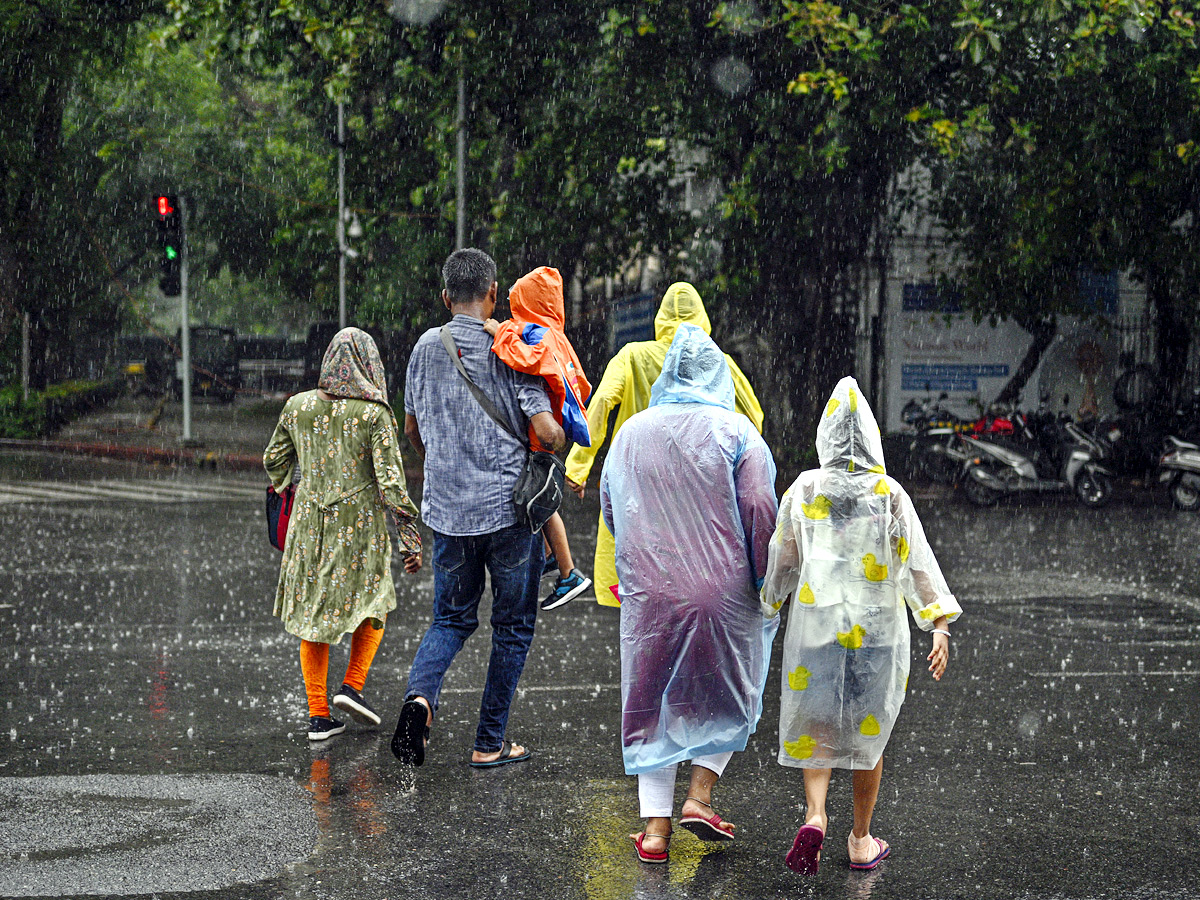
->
[483,318,500,336]
[927,632,949,680]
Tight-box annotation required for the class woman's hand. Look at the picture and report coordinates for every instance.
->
[403,551,422,574]
[928,632,949,680]
[566,476,585,499]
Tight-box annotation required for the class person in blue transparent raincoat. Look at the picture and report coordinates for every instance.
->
[761,376,962,876]
[600,323,778,864]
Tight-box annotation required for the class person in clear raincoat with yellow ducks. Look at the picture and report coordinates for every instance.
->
[761,376,962,877]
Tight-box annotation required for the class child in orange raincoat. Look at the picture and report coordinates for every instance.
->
[484,266,593,610]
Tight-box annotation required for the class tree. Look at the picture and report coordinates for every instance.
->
[0,0,159,387]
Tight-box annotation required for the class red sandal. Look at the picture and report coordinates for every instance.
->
[678,797,736,842]
[630,830,671,864]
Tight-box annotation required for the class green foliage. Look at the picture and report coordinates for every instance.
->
[0,379,123,438]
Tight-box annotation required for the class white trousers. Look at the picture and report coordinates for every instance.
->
[637,752,735,818]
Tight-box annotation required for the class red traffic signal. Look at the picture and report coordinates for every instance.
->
[157,195,175,217]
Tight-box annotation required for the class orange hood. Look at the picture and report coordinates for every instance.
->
[509,266,565,330]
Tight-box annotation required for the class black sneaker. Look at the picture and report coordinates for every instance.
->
[332,684,381,726]
[542,569,592,611]
[308,716,346,741]
[542,553,559,578]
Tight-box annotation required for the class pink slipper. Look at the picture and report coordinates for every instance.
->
[785,824,824,875]
[848,835,890,870]
[631,831,670,864]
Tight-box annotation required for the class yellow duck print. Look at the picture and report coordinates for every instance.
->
[802,495,832,519]
[837,624,866,649]
[873,479,890,496]
[859,714,881,737]
[849,388,858,411]
[825,398,840,417]
[784,735,817,760]
[897,537,910,563]
[787,666,811,691]
[797,583,815,605]
[863,553,888,581]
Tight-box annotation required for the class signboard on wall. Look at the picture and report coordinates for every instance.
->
[883,281,1032,432]
[609,291,657,353]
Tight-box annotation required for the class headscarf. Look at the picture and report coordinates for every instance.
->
[649,323,736,411]
[816,376,886,474]
[318,327,390,407]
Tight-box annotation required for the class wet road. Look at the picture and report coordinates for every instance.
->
[0,450,1198,899]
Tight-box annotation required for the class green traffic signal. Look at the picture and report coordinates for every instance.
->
[165,245,178,260]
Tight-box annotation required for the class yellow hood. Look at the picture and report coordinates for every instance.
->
[653,282,711,342]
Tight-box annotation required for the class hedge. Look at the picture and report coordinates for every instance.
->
[0,379,124,439]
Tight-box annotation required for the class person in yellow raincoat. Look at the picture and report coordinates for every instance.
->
[564,282,764,606]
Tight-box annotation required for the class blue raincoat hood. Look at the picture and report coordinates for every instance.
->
[648,323,735,411]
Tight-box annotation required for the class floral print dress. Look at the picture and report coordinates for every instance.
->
[264,391,421,644]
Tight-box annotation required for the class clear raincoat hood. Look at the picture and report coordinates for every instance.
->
[817,376,885,473]
[649,323,735,411]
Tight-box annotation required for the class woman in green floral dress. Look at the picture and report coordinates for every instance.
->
[264,328,422,741]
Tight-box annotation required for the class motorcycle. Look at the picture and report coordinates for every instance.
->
[1157,436,1200,511]
[959,404,1114,507]
[904,393,1012,484]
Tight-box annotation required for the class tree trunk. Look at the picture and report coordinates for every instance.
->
[994,318,1057,407]
[1149,272,1191,404]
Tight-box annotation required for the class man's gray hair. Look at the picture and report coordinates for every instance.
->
[442,248,497,305]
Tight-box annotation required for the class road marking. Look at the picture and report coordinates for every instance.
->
[1031,671,1200,677]
[0,479,261,505]
[441,683,620,695]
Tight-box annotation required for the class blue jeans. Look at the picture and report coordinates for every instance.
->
[405,522,542,752]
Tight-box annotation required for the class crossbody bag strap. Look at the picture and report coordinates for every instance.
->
[439,324,528,449]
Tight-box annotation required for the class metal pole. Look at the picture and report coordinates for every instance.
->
[338,101,347,330]
[180,195,192,444]
[456,75,466,250]
[20,311,30,403]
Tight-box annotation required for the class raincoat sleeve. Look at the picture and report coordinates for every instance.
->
[733,431,778,592]
[490,321,550,373]
[760,486,801,619]
[599,459,615,535]
[726,354,765,434]
[892,487,961,630]
[264,404,296,491]
[565,347,628,485]
[370,408,422,556]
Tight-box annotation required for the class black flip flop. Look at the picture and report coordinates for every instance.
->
[390,698,430,766]
[468,739,531,768]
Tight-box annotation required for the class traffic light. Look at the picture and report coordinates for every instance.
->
[155,194,182,296]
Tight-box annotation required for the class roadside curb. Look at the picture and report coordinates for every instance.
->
[0,438,263,471]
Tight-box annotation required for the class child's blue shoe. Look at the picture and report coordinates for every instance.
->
[542,569,591,610]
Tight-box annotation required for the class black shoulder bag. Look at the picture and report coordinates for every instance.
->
[440,325,565,533]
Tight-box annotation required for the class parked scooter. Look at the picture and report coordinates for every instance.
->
[904,393,1016,484]
[960,401,1113,507]
[903,392,977,483]
[1157,436,1200,511]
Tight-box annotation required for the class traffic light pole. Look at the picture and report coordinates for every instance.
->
[180,195,192,444]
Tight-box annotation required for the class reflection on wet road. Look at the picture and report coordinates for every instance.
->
[0,453,1197,899]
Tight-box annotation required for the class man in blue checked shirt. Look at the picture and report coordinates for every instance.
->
[391,248,564,770]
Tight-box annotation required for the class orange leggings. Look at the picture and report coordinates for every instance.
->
[299,618,385,719]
